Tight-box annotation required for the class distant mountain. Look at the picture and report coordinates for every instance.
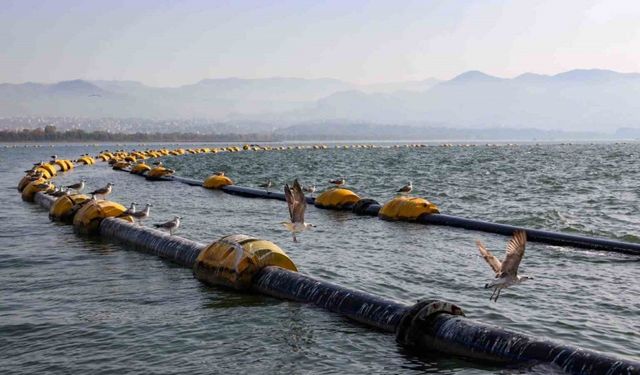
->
[1,70,640,133]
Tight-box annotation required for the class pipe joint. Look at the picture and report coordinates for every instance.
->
[396,299,465,348]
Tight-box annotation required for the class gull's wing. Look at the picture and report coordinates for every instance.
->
[291,179,307,223]
[476,240,502,274]
[500,230,527,277]
[284,183,295,222]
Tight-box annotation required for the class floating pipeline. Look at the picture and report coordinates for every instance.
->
[355,201,640,255]
[155,175,640,256]
[27,192,640,375]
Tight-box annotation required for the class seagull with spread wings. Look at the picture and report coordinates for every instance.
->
[476,230,533,302]
[282,179,315,242]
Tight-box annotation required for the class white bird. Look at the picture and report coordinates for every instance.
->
[124,202,137,215]
[259,179,273,192]
[476,230,533,302]
[397,181,413,195]
[154,216,181,235]
[67,179,86,193]
[302,184,316,197]
[130,203,152,224]
[89,182,113,199]
[282,179,315,242]
[329,177,345,188]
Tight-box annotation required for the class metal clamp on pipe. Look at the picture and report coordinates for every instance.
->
[396,299,465,348]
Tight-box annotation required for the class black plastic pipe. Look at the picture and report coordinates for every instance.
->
[418,214,640,255]
[252,266,408,332]
[99,218,204,267]
[414,314,640,375]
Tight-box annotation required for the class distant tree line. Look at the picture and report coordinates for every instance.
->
[0,125,277,142]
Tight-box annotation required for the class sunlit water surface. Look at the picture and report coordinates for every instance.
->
[1,142,639,374]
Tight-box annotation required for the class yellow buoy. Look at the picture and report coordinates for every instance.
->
[314,188,361,209]
[203,174,233,189]
[73,200,127,234]
[130,163,151,175]
[147,166,174,179]
[49,194,90,222]
[193,234,297,290]
[378,196,440,221]
[21,179,54,202]
[39,163,57,177]
[112,161,130,170]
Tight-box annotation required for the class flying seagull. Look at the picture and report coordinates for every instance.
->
[154,216,181,235]
[476,230,533,302]
[282,179,314,242]
[397,181,413,195]
[90,182,113,199]
[67,179,86,193]
[329,177,345,188]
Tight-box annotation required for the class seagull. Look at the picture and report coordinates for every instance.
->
[302,184,316,197]
[329,177,346,188]
[89,182,113,199]
[124,202,137,215]
[154,216,181,235]
[282,179,315,242]
[51,187,69,197]
[397,181,413,195]
[476,230,533,302]
[67,179,86,193]
[130,203,152,224]
[259,179,273,192]
[214,171,225,176]
[50,155,58,163]
[152,161,163,166]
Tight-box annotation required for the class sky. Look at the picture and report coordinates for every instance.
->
[1,0,639,87]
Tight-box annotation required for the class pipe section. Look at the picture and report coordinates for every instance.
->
[419,214,640,255]
[252,266,408,332]
[408,313,640,375]
[98,218,204,267]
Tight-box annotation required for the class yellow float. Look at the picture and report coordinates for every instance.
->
[378,196,440,221]
[314,188,361,209]
[49,194,90,222]
[73,200,129,233]
[193,234,297,290]
[203,174,233,189]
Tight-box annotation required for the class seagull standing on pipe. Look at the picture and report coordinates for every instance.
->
[130,203,152,225]
[154,216,181,235]
[124,202,137,215]
[476,230,533,302]
[282,179,315,242]
[67,179,86,193]
[259,179,273,193]
[303,184,316,197]
[89,182,113,199]
[397,181,413,195]
[329,177,345,188]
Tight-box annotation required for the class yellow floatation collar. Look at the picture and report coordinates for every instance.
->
[314,188,361,209]
[379,196,440,221]
[203,174,234,189]
[193,234,297,290]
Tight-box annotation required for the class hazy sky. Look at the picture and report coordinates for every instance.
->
[2,0,639,86]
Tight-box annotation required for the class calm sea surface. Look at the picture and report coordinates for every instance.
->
[1,142,639,374]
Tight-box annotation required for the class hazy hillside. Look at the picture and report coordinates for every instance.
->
[1,70,640,132]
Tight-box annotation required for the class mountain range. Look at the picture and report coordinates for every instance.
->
[1,69,639,132]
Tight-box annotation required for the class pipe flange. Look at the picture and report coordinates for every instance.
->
[396,299,465,347]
